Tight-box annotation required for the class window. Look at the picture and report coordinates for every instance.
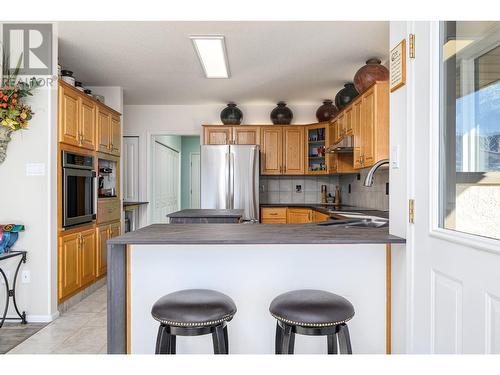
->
[440,21,500,240]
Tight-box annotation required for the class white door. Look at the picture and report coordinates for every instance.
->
[123,136,139,202]
[153,141,180,223]
[190,152,201,208]
[406,21,500,353]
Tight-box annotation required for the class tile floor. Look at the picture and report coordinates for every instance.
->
[7,286,107,354]
[0,322,48,354]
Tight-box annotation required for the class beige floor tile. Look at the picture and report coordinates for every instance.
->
[53,326,106,354]
[85,312,107,328]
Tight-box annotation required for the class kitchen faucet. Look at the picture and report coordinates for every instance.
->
[363,159,389,187]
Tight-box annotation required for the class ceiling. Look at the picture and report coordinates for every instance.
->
[58,22,389,105]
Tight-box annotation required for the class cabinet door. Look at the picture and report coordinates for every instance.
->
[260,126,283,175]
[97,108,112,153]
[361,88,376,167]
[352,99,363,169]
[287,208,312,224]
[80,97,96,150]
[110,221,121,238]
[283,126,304,175]
[111,115,121,156]
[96,224,110,278]
[233,126,260,145]
[80,228,96,287]
[313,210,330,222]
[59,86,80,147]
[330,119,338,144]
[260,207,287,224]
[203,126,232,145]
[338,113,346,138]
[344,106,353,135]
[58,232,80,300]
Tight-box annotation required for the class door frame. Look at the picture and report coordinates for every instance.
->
[189,152,201,208]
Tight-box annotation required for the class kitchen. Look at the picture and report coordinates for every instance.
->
[1,16,500,362]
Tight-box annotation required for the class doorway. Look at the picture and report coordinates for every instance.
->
[152,139,180,223]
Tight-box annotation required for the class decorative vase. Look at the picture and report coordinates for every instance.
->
[353,58,389,93]
[270,101,293,125]
[315,99,338,122]
[334,83,359,110]
[0,127,13,164]
[220,103,243,125]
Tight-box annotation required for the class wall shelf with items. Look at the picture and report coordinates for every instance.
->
[305,122,329,174]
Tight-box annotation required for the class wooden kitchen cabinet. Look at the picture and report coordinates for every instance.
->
[287,208,313,224]
[352,99,363,169]
[110,115,121,156]
[203,126,233,145]
[305,123,329,175]
[96,221,121,278]
[283,127,304,174]
[260,207,287,224]
[58,232,80,300]
[344,106,353,135]
[79,96,96,150]
[233,126,260,145]
[80,228,96,287]
[97,198,121,225]
[260,126,283,175]
[313,210,330,222]
[59,84,81,147]
[97,107,112,153]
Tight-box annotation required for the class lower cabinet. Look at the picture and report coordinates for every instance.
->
[287,208,312,224]
[261,207,330,224]
[59,221,121,302]
[96,221,121,278]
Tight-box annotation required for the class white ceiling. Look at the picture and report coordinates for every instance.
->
[58,21,389,105]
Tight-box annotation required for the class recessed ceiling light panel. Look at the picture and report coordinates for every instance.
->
[190,35,230,78]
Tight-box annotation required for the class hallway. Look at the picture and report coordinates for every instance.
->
[8,286,107,354]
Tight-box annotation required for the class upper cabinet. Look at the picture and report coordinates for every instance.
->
[329,81,389,170]
[260,126,304,175]
[203,125,260,145]
[305,123,329,175]
[58,81,121,155]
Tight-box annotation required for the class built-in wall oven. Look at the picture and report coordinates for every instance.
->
[62,151,97,228]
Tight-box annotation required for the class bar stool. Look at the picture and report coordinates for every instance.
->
[269,289,354,354]
[151,289,236,354]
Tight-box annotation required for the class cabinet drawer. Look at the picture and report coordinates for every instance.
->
[97,198,121,224]
[261,207,287,224]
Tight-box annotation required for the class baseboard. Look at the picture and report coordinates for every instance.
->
[4,311,60,323]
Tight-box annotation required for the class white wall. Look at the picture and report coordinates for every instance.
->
[85,86,123,114]
[0,23,58,321]
[124,103,318,226]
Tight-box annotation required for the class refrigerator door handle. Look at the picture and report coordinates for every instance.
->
[230,151,235,209]
[225,152,231,209]
[251,146,258,222]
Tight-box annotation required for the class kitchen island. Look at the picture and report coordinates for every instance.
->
[107,222,404,354]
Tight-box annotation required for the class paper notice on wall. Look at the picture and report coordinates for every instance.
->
[390,39,406,92]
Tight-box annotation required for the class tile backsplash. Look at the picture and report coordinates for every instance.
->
[259,168,389,211]
[338,168,389,211]
[260,175,340,204]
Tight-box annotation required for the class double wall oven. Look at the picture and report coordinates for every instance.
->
[62,151,97,228]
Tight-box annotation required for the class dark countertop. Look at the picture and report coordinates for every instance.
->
[260,203,389,219]
[108,222,405,245]
[123,201,149,207]
[167,209,244,218]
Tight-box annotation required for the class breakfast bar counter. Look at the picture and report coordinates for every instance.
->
[107,223,405,354]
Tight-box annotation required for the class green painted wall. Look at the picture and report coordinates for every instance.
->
[180,136,201,209]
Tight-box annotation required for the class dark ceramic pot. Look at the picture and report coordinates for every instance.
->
[353,58,389,93]
[220,103,243,125]
[334,83,359,110]
[270,101,293,125]
[315,99,338,122]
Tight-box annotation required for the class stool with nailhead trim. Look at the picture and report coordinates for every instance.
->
[151,289,236,354]
[269,289,354,354]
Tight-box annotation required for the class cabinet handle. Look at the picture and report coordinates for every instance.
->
[269,213,278,216]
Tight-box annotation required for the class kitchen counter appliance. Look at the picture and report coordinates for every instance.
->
[201,145,259,222]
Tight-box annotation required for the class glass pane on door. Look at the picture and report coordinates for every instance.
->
[440,21,500,239]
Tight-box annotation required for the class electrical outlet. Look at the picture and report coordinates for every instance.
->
[0,271,10,284]
[295,185,302,193]
[22,270,31,284]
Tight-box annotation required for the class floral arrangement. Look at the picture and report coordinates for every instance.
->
[0,53,40,163]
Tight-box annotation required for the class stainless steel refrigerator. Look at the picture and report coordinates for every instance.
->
[201,144,260,222]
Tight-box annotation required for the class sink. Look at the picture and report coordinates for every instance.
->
[344,218,388,228]
[317,214,389,228]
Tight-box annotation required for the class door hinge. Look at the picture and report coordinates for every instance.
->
[409,34,415,59]
[409,199,415,223]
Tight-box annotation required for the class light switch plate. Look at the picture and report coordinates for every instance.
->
[391,145,400,169]
[26,162,46,176]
